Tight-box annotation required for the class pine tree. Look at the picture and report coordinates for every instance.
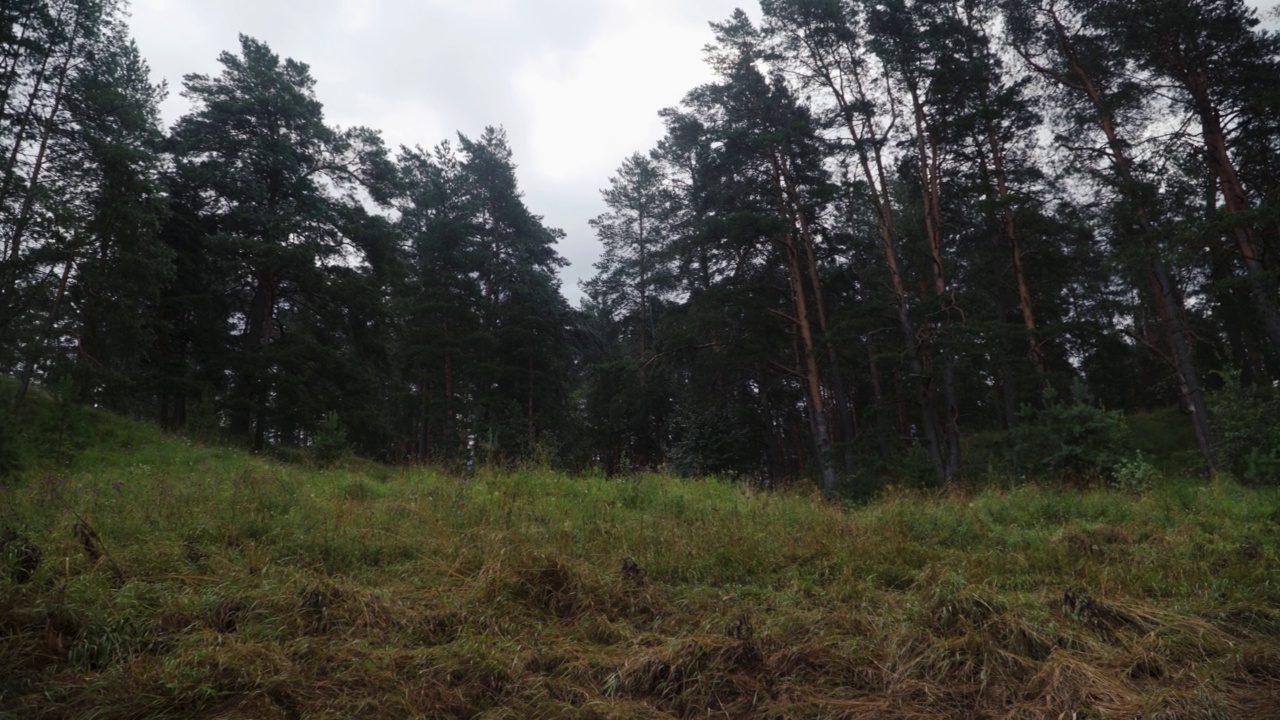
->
[167,35,392,450]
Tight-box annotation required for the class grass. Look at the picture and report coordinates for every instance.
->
[1,404,1279,718]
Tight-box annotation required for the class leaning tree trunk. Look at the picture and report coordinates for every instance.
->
[804,44,948,483]
[770,151,839,495]
[1041,10,1217,474]
[1183,69,1280,358]
[778,156,858,474]
[0,1,77,329]
[907,78,962,484]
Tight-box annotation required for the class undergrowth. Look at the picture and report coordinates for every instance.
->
[1,404,1278,718]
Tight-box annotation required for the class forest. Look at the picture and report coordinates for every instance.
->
[3,0,1280,493]
[4,2,1280,717]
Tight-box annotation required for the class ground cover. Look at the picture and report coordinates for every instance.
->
[1,407,1278,719]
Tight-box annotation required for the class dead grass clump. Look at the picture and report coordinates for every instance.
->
[1207,605,1280,637]
[621,555,646,585]
[1059,525,1135,560]
[183,540,208,567]
[613,633,772,717]
[207,597,247,634]
[766,641,885,702]
[1237,645,1280,680]
[298,585,341,635]
[41,606,83,661]
[1136,688,1239,720]
[412,606,467,646]
[1061,588,1146,640]
[477,555,672,627]
[922,592,1052,680]
[1015,650,1139,718]
[484,557,597,619]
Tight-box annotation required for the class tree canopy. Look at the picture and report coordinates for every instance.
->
[3,0,1279,489]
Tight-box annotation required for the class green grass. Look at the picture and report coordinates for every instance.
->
[2,404,1279,718]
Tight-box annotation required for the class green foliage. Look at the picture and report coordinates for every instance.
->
[1209,373,1280,484]
[1008,381,1129,480]
[669,407,746,478]
[0,403,22,480]
[1113,452,1160,493]
[310,413,350,466]
[24,377,92,469]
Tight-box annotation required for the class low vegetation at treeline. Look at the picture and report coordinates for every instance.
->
[2,399,1279,719]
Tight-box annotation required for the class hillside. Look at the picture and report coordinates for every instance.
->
[2,405,1279,719]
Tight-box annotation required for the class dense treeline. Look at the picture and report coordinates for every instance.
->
[2,0,1279,489]
[1,0,572,465]
[580,0,1280,489]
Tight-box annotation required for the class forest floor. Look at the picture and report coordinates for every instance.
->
[2,401,1279,719]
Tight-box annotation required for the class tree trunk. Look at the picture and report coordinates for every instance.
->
[0,4,76,328]
[770,151,838,494]
[15,256,72,402]
[906,77,962,484]
[232,270,277,446]
[1183,70,1280,356]
[1042,8,1216,473]
[777,155,857,474]
[983,119,1045,374]
[807,46,948,483]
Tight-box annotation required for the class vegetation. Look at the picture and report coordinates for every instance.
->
[4,2,1279,716]
[4,0,1280,490]
[2,392,1279,719]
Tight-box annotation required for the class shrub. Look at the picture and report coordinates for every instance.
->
[1113,452,1159,493]
[1209,372,1280,484]
[1008,380,1128,481]
[311,413,350,466]
[0,409,23,479]
[669,407,745,478]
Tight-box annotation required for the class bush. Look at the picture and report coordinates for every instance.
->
[1113,452,1159,492]
[670,407,745,478]
[1209,372,1280,484]
[311,413,350,466]
[0,409,23,479]
[1008,380,1128,481]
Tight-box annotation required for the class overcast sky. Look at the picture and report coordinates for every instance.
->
[127,0,756,304]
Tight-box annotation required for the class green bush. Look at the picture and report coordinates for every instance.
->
[1008,381,1128,481]
[1209,373,1280,484]
[311,412,350,466]
[1113,452,1159,492]
[0,409,23,479]
[670,407,745,478]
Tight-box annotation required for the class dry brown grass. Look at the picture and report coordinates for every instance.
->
[2,417,1279,718]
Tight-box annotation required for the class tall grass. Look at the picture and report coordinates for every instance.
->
[1,405,1278,718]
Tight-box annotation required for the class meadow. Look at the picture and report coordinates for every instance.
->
[2,402,1279,719]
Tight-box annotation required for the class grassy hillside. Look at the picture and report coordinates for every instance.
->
[1,404,1279,718]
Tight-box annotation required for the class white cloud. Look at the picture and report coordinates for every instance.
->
[339,0,378,33]
[513,2,718,185]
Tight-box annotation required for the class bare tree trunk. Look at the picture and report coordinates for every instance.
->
[799,41,948,482]
[0,2,77,327]
[777,156,857,474]
[1037,8,1216,474]
[770,151,838,494]
[1183,70,1280,354]
[982,120,1046,374]
[906,79,962,484]
[16,256,72,402]
[231,270,277,448]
